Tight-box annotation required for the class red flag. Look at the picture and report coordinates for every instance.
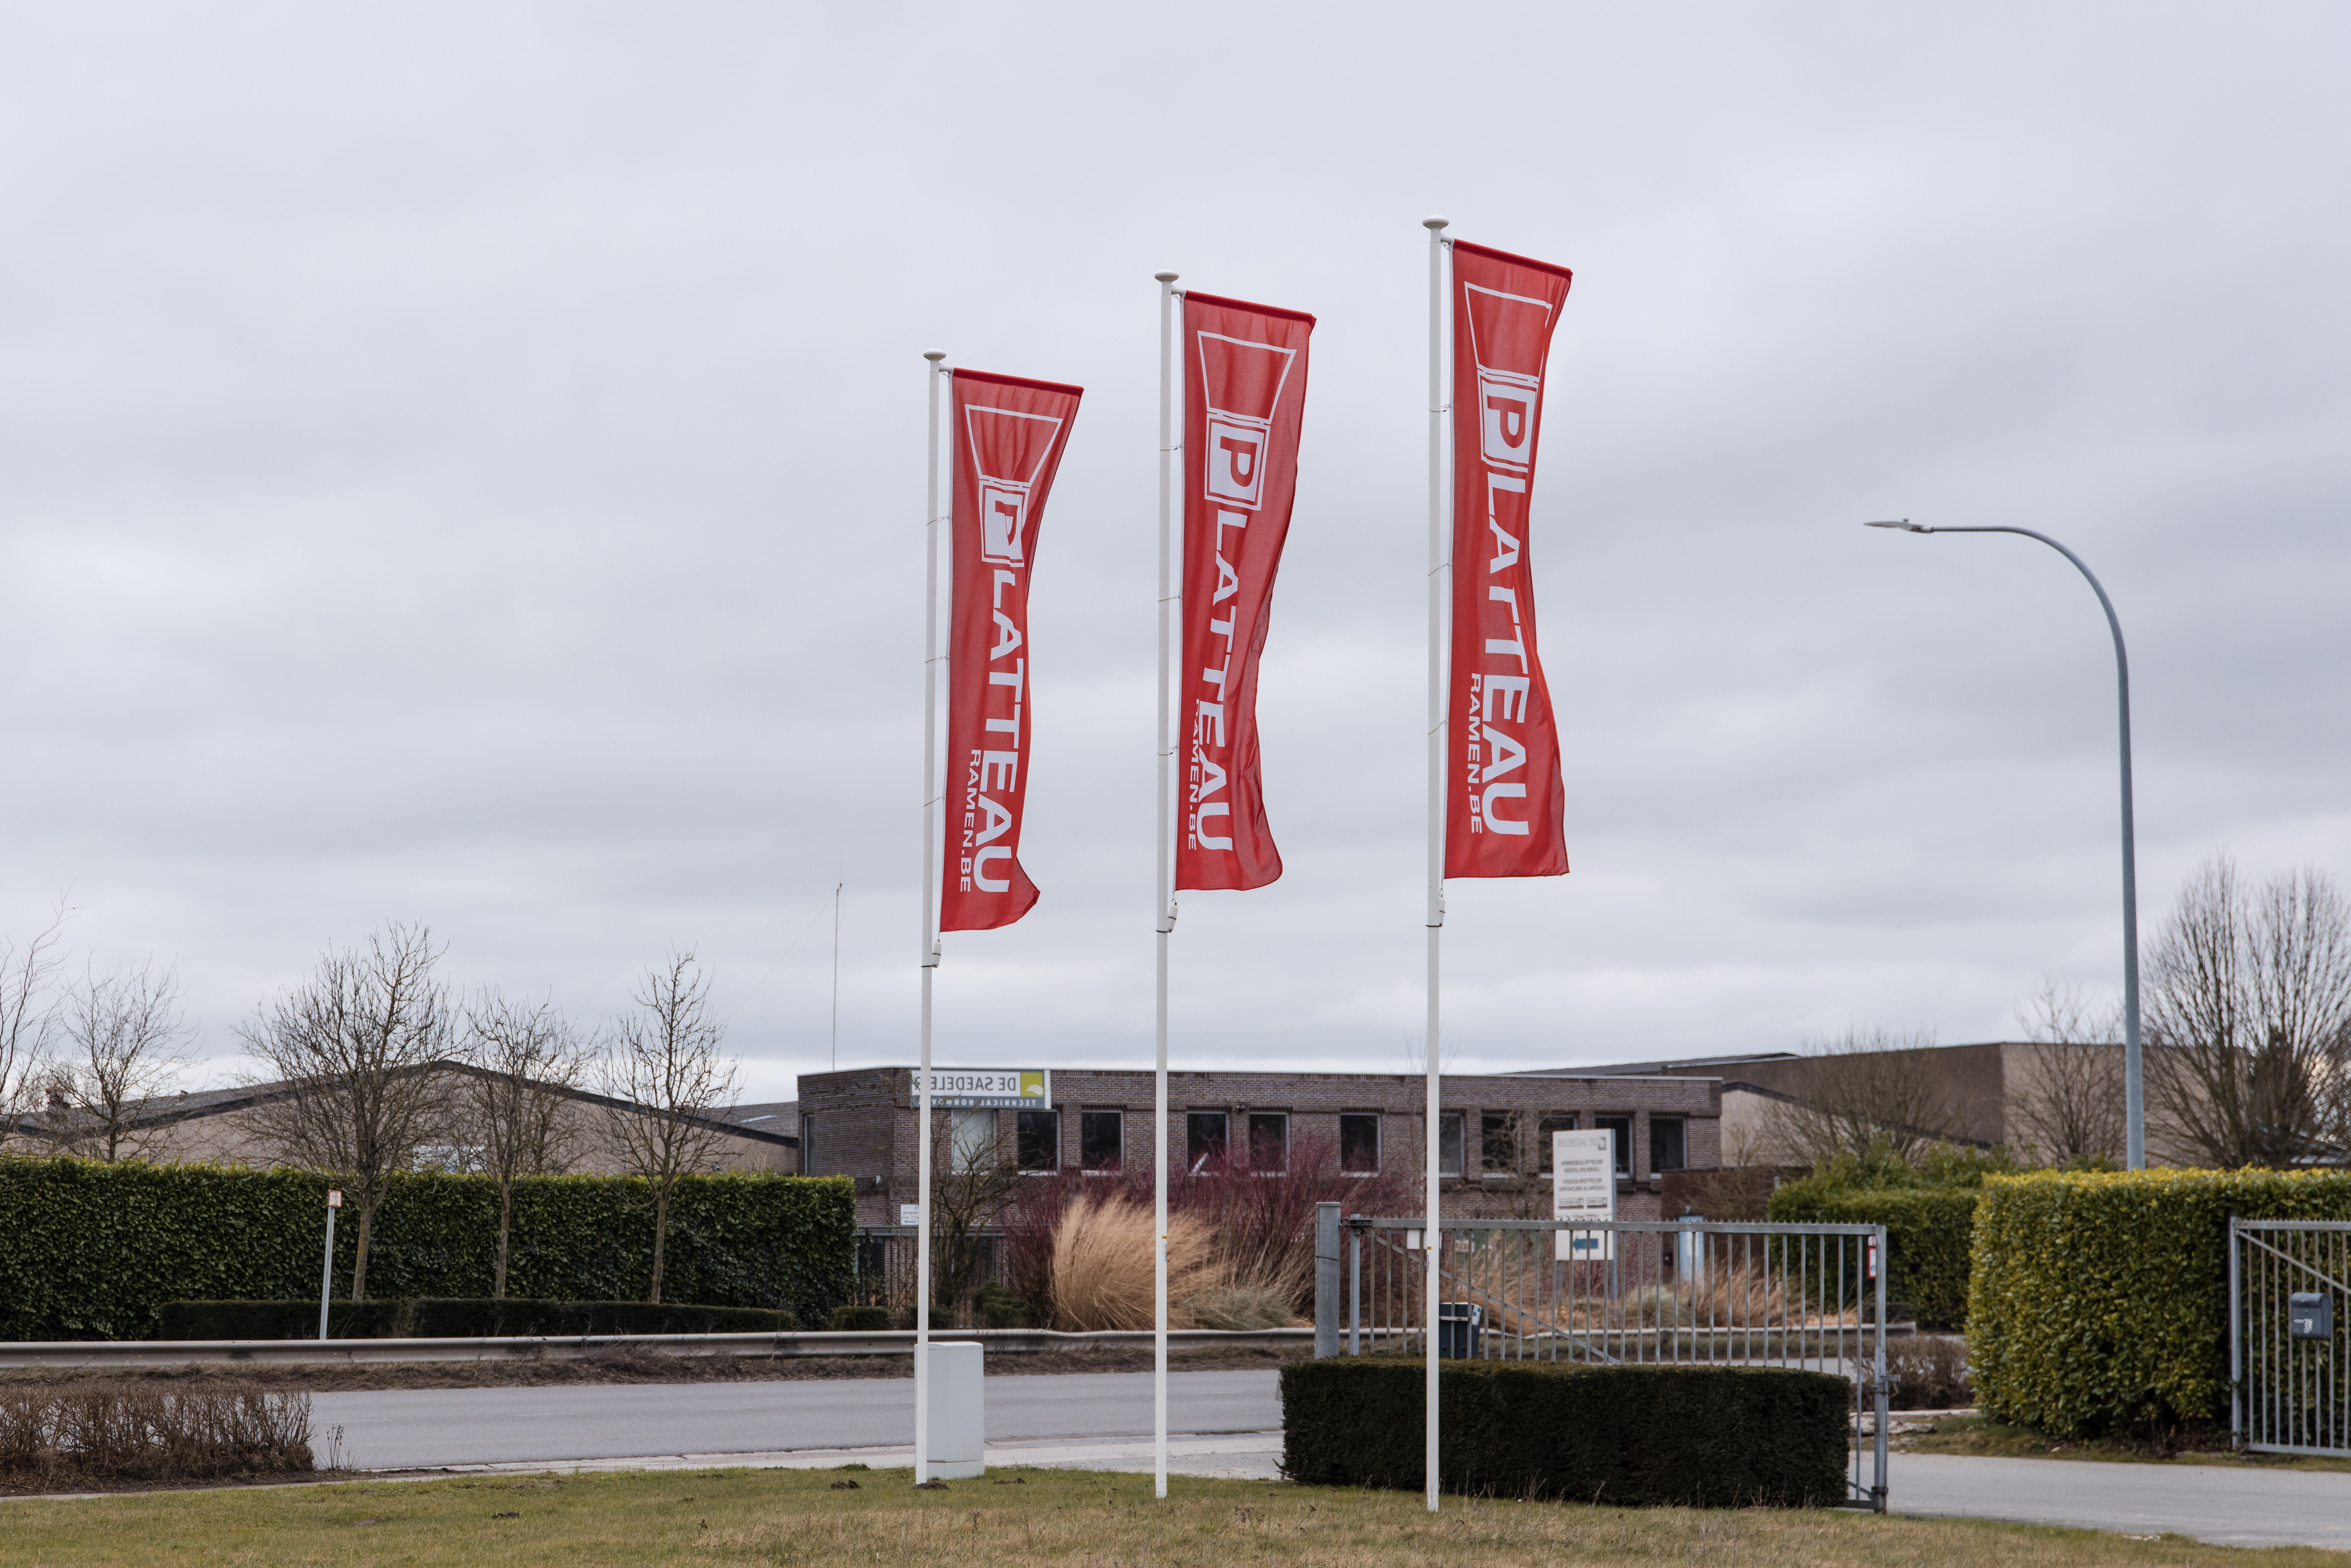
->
[1176,292,1315,892]
[1446,241,1571,878]
[939,369,1082,931]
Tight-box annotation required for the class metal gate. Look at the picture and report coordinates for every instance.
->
[1341,1216,1889,1510]
[2231,1218,2351,1455]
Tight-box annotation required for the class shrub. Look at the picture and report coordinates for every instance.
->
[829,1304,894,1332]
[1885,1336,1972,1409]
[1281,1358,1851,1507]
[158,1300,407,1341]
[1968,1168,2351,1436]
[0,1383,313,1487]
[0,1157,855,1340]
[158,1299,796,1339]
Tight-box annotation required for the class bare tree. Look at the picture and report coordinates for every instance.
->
[0,905,70,1143]
[924,1110,1028,1325]
[460,991,597,1299]
[1762,1025,1958,1166]
[599,950,741,1304]
[236,923,457,1300]
[2008,977,2125,1165]
[40,960,195,1160]
[2146,855,2351,1170]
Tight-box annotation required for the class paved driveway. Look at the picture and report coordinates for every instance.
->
[1893,1453,2351,1550]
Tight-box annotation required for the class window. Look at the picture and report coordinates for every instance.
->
[1186,1111,1228,1173]
[1248,1112,1289,1172]
[1480,1112,1518,1176]
[1080,1110,1124,1171]
[1536,1114,1578,1174]
[1596,1115,1632,1177]
[800,1114,816,1175]
[857,1234,890,1279]
[1651,1116,1686,1172]
[1339,1114,1381,1175]
[950,1108,996,1171]
[1016,1110,1060,1171]
[1438,1112,1465,1177]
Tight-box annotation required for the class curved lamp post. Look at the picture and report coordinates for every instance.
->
[1864,519,2144,1170]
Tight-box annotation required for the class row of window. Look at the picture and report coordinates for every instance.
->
[807,1108,1686,1176]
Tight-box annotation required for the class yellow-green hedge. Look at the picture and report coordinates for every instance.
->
[1968,1169,2351,1436]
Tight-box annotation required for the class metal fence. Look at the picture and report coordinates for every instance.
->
[849,1227,1015,1314]
[1340,1215,1890,1510]
[2231,1218,2351,1456]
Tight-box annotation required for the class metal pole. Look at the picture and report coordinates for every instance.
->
[1865,521,2144,1169]
[2228,1215,2242,1450]
[915,349,946,1483]
[830,880,842,1072]
[1153,268,1179,1501]
[1422,213,1450,1515]
[317,1190,340,1341]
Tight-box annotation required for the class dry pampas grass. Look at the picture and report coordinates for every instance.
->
[1047,1194,1222,1331]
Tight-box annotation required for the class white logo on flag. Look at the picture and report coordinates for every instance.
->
[1194,331,1297,512]
[964,404,1067,566]
[1463,283,1552,473]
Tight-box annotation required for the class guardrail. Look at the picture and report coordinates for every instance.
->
[0,1326,1314,1370]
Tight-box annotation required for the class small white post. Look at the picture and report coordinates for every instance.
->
[1152,268,1180,1501]
[1422,213,1450,1515]
[916,349,947,1484]
[318,1188,341,1341]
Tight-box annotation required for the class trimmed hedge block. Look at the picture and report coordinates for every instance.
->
[1281,1358,1852,1507]
[158,1300,407,1341]
[1970,1169,2351,1437]
[1767,1184,1978,1331]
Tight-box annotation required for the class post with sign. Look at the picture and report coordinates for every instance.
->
[318,1189,342,1342]
[1552,1130,1615,1295]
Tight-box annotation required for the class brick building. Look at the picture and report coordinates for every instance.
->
[793,1065,1722,1229]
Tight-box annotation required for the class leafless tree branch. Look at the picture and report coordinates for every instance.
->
[460,991,597,1299]
[597,949,740,1304]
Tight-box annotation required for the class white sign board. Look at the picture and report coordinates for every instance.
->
[899,1204,922,1228]
[907,1068,1051,1110]
[1552,1129,1615,1263]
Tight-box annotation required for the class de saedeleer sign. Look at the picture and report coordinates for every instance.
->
[907,1068,1051,1110]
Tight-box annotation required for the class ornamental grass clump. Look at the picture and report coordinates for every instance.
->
[0,1382,314,1489]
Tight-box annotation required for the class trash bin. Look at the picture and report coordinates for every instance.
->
[1438,1302,1483,1359]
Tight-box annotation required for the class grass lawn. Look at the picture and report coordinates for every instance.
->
[4,1464,2348,1567]
[1900,1416,2351,1473]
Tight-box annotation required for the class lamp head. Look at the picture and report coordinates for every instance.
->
[1864,519,1931,534]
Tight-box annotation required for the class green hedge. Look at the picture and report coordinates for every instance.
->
[1970,1169,2351,1437]
[1280,1358,1851,1507]
[1767,1183,1979,1331]
[0,1157,856,1341]
[157,1299,798,1340]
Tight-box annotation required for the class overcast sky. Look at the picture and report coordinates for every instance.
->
[3,3,2346,1104]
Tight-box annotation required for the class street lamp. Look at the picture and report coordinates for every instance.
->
[1863,519,2145,1170]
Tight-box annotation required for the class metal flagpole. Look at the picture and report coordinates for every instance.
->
[1152,268,1180,1501]
[915,349,947,1484]
[1421,214,1449,1515]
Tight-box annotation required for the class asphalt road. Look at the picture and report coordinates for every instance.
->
[1893,1453,2351,1550]
[312,1370,1282,1471]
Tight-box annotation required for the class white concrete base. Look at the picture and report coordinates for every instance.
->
[921,1341,984,1481]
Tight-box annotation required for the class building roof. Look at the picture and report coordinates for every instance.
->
[1520,1051,1802,1078]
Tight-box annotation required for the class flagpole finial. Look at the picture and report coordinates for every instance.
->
[922,350,946,363]
[1423,216,1450,230]
[1154,270,1179,283]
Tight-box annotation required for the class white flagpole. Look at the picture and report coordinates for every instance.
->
[1152,267,1180,1501]
[1421,214,1450,1515]
[916,348,946,1485]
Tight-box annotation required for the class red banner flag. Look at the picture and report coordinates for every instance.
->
[1445,241,1571,878]
[938,369,1082,932]
[1176,293,1315,892]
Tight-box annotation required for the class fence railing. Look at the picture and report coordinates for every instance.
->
[2232,1218,2351,1456]
[1333,1214,1890,1510]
